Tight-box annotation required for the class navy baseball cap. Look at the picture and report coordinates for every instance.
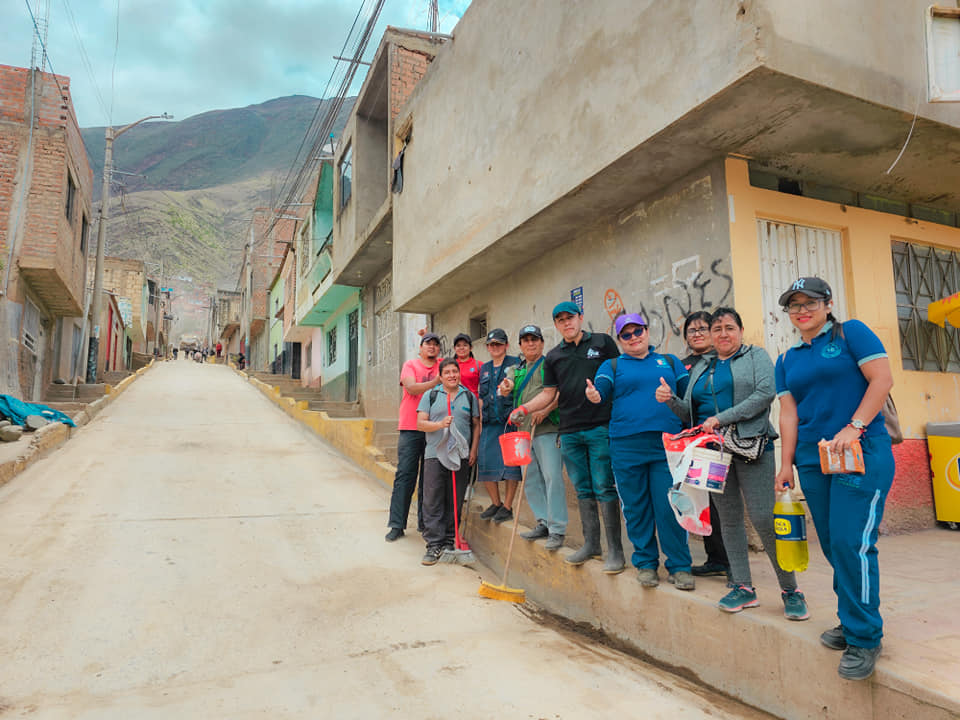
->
[552,301,582,318]
[452,333,473,346]
[518,324,543,340]
[778,277,832,306]
[420,332,441,345]
[485,328,508,344]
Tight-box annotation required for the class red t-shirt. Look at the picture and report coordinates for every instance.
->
[457,357,482,397]
[398,358,439,431]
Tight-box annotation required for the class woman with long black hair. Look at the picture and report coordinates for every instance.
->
[774,277,895,681]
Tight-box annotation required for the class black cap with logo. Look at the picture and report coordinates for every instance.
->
[778,277,833,307]
[518,324,543,341]
[485,328,508,344]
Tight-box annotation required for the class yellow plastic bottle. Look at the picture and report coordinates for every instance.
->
[774,489,809,572]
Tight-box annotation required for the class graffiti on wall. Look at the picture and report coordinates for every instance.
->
[596,255,733,349]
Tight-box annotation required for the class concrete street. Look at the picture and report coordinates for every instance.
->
[0,361,770,719]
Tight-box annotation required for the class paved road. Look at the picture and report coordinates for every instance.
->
[0,361,770,719]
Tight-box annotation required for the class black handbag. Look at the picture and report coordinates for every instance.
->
[708,359,768,462]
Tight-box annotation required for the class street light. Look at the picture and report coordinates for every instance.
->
[86,112,173,383]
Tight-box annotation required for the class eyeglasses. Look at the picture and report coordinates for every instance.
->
[784,300,823,315]
[619,327,647,340]
[686,327,709,336]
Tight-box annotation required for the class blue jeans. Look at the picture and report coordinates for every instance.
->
[796,434,895,648]
[559,425,618,503]
[610,432,691,573]
[523,432,568,535]
[387,430,425,530]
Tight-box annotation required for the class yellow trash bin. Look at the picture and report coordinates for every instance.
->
[928,422,960,528]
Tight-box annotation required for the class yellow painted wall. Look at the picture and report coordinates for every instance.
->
[726,157,960,439]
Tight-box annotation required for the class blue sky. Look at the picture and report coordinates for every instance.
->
[5,0,471,128]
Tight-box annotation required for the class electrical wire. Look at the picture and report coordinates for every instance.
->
[60,0,110,125]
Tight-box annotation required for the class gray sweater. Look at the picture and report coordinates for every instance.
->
[666,344,778,440]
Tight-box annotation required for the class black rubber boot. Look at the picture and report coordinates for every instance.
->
[599,499,626,574]
[564,498,602,566]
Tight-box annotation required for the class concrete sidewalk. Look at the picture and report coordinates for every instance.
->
[466,504,960,720]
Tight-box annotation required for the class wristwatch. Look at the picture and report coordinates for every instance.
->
[849,419,866,434]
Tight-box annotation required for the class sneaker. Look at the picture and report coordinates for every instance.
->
[544,533,565,551]
[384,527,404,542]
[820,624,847,651]
[520,522,549,540]
[668,571,696,591]
[782,590,810,621]
[493,506,514,524]
[480,503,502,519]
[637,568,659,587]
[421,546,443,566]
[838,644,882,680]
[691,562,730,577]
[718,585,759,613]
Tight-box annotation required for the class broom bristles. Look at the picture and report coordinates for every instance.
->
[478,580,525,603]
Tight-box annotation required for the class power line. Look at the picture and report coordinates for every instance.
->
[60,0,110,124]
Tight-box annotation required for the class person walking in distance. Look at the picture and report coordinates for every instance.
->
[385,333,442,542]
[511,302,624,574]
[477,329,521,524]
[681,311,731,579]
[588,312,692,589]
[774,277,895,680]
[498,324,567,550]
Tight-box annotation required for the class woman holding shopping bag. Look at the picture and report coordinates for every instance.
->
[657,307,808,621]
[773,277,894,681]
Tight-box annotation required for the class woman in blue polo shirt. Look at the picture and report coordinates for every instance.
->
[585,313,693,590]
[773,277,895,682]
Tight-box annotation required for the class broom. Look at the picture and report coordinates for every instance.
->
[439,463,476,566]
[478,425,534,603]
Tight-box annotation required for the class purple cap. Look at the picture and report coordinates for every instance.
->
[614,313,647,336]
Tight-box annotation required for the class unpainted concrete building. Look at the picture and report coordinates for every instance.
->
[392,0,960,534]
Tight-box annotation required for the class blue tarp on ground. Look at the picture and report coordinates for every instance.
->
[0,395,76,428]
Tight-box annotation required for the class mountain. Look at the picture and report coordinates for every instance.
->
[80,95,353,332]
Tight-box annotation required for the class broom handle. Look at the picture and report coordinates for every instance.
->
[499,425,534,586]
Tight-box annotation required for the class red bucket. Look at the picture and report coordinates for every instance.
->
[499,431,532,466]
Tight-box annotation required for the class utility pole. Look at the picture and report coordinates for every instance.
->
[242,223,254,365]
[428,0,438,32]
[87,112,172,383]
[153,255,164,358]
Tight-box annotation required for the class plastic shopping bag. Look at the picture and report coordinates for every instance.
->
[663,427,726,536]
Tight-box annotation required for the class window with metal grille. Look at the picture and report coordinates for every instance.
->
[22,298,40,355]
[892,240,960,372]
[326,327,337,366]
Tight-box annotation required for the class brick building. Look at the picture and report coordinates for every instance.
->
[0,65,92,399]
[101,257,149,354]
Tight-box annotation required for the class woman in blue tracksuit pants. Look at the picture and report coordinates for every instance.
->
[773,277,895,681]
[585,313,693,590]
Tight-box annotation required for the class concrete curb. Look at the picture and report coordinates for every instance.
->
[0,360,156,489]
[230,366,396,488]
[467,508,960,720]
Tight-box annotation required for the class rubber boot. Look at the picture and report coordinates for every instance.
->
[564,498,602,566]
[599,499,626,575]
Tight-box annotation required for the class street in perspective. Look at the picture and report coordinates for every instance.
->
[0,362,773,719]
[2,1,960,719]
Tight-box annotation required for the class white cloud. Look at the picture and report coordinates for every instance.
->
[5,0,470,128]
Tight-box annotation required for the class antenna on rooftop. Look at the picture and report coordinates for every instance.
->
[428,0,438,33]
[29,0,51,70]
